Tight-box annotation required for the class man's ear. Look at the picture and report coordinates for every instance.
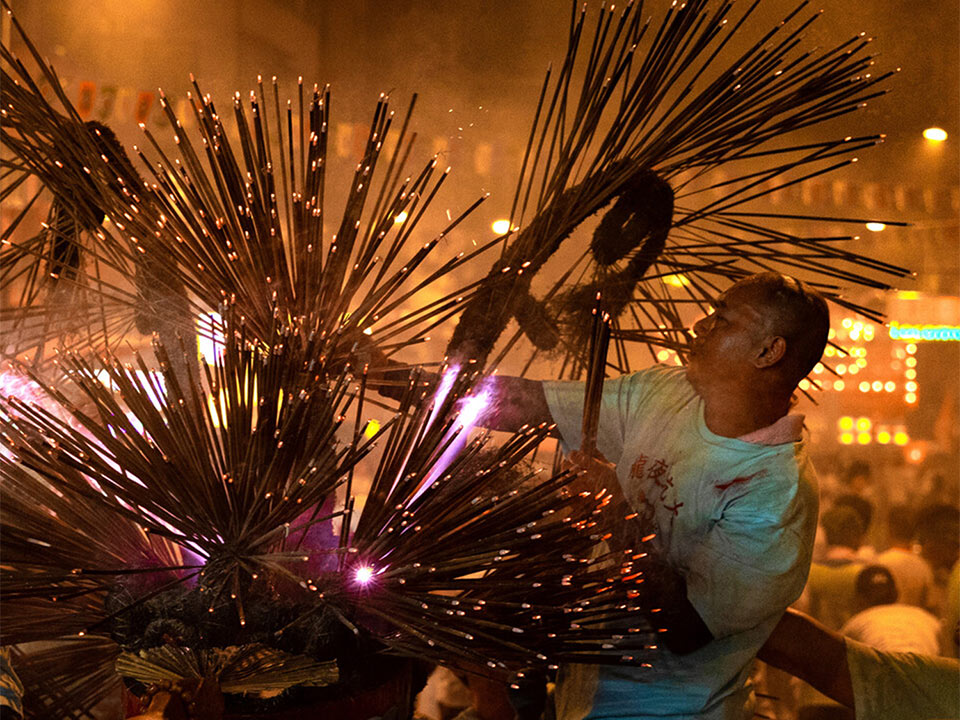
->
[754,335,787,368]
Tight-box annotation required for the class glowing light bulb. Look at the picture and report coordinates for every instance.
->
[833,380,845,391]
[893,431,909,446]
[906,343,917,355]
[364,419,381,439]
[905,369,917,379]
[840,433,854,445]
[856,417,872,431]
[799,379,810,390]
[905,393,917,404]
[884,381,896,392]
[865,222,886,232]
[906,357,917,368]
[877,431,891,445]
[355,566,375,585]
[871,381,883,392]
[859,381,870,392]
[662,274,690,288]
[856,432,871,445]
[394,211,408,224]
[656,350,670,361]
[492,219,512,235]
[923,127,947,142]
[905,381,917,392]
[838,416,854,431]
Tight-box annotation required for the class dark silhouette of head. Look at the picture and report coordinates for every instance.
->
[821,505,864,551]
[834,494,874,535]
[855,565,898,609]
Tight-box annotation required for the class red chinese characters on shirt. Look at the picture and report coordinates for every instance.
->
[629,453,683,524]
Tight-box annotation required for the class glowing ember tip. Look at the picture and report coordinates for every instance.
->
[355,565,375,585]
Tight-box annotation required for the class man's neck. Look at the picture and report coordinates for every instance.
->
[700,383,791,439]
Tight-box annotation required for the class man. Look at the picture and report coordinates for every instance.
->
[480,271,828,719]
[798,505,868,631]
[875,505,935,610]
[758,607,959,720]
[841,565,941,656]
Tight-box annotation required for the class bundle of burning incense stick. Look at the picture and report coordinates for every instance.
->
[446,0,910,373]
[1,1,495,378]
[580,294,611,456]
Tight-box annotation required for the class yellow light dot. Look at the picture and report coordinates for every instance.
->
[923,127,948,142]
[662,274,691,288]
[865,222,886,232]
[656,350,670,361]
[877,431,891,445]
[813,363,824,374]
[905,369,917,379]
[798,379,811,390]
[833,380,845,391]
[492,219,512,235]
[828,329,836,340]
[848,365,859,375]
[871,381,883,392]
[906,343,917,355]
[836,364,847,375]
[364,419,381,438]
[905,393,917,404]
[906,357,917,368]
[895,348,906,359]
[859,381,870,392]
[842,318,853,329]
[857,432,871,445]
[394,210,408,224]
[857,358,867,368]
[825,346,836,357]
[840,433,854,445]
[838,416,854,430]
[856,417,872,431]
[884,381,896,392]
[893,431,909,446]
[905,381,917,392]
[908,448,924,463]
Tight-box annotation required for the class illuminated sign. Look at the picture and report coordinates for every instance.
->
[888,322,960,342]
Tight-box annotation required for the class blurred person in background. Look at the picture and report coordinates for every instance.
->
[916,504,960,615]
[875,505,935,610]
[840,565,941,656]
[798,505,867,631]
[832,495,875,561]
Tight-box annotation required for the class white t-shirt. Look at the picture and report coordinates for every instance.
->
[841,604,942,656]
[846,638,960,720]
[544,365,819,719]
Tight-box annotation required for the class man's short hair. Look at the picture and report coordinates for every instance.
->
[834,494,874,533]
[855,565,898,607]
[734,272,830,382]
[821,505,864,550]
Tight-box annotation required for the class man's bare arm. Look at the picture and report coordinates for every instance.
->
[481,375,553,433]
[757,608,854,708]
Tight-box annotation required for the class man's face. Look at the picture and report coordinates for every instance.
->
[686,283,772,390]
